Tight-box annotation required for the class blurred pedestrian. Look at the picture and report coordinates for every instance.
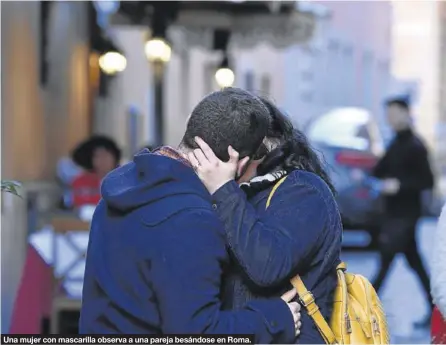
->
[372,98,434,327]
[71,135,121,208]
[431,202,446,343]
[190,97,341,344]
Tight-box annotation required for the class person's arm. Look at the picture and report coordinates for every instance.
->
[150,208,295,343]
[432,203,446,318]
[211,172,329,287]
[398,144,434,192]
[372,151,390,178]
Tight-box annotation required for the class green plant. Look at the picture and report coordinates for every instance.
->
[1,180,21,197]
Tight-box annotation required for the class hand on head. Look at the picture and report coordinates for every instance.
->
[188,137,250,194]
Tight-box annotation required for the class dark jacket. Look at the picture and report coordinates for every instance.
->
[79,150,295,343]
[372,128,434,218]
[212,170,342,344]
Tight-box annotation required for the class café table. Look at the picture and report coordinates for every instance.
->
[9,209,92,334]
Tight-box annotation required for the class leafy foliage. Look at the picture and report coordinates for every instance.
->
[1,180,21,197]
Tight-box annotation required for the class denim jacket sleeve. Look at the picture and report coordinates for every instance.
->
[212,171,329,287]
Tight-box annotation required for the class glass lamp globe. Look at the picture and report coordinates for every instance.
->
[145,38,172,63]
[215,67,235,88]
[98,51,127,75]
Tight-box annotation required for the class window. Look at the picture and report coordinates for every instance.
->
[326,39,340,106]
[301,70,313,82]
[301,90,313,103]
[343,45,354,105]
[244,71,254,91]
[260,75,271,96]
[204,63,214,93]
[361,51,374,109]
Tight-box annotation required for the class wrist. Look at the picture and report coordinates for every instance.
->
[209,179,234,195]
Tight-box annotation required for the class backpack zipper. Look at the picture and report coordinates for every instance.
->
[345,314,352,333]
[372,316,379,334]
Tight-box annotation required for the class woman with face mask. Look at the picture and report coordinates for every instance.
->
[189,97,342,344]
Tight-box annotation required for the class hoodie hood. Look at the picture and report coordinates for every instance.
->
[101,150,207,212]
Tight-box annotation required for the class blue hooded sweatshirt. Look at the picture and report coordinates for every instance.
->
[79,149,295,343]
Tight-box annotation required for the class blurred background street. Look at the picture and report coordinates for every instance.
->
[1,0,446,339]
[343,218,437,343]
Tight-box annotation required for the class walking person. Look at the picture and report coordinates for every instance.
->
[371,98,434,327]
[79,88,300,342]
[431,202,446,343]
[190,97,342,343]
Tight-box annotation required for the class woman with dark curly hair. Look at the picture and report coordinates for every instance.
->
[190,97,341,343]
[71,135,121,208]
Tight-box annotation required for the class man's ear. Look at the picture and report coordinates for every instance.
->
[237,156,251,177]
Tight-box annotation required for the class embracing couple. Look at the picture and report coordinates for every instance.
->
[79,88,342,344]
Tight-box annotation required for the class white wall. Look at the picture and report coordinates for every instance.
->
[391,1,441,153]
[283,1,393,129]
[233,43,286,104]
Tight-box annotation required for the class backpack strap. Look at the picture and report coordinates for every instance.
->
[265,176,287,208]
[266,177,338,344]
[290,276,337,344]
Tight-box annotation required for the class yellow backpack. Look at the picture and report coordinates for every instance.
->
[266,177,390,344]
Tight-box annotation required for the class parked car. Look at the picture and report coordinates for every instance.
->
[306,108,385,250]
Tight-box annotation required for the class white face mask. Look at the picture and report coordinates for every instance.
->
[387,105,411,131]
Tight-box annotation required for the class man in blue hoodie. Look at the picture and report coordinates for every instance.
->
[79,88,300,343]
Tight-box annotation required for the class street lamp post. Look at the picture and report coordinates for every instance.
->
[94,41,127,98]
[145,37,172,147]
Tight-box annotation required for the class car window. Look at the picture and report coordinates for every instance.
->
[356,124,371,141]
[307,108,370,150]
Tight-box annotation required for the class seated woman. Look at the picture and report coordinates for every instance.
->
[189,97,342,343]
[71,136,121,208]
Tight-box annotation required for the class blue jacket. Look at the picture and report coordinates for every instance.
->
[212,171,342,344]
[79,150,295,343]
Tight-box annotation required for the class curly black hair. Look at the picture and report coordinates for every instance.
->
[71,135,121,171]
[257,97,336,195]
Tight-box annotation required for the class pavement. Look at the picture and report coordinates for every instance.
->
[342,217,438,344]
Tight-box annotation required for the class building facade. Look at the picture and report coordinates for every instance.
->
[1,1,92,332]
[391,0,446,172]
[236,1,393,131]
[392,1,446,169]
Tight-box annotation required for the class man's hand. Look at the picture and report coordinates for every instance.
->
[281,288,302,337]
[188,137,240,195]
[381,178,400,195]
